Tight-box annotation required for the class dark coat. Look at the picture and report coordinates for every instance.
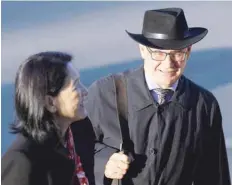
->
[1,117,95,185]
[85,66,231,185]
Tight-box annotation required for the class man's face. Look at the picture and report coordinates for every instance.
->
[139,44,191,88]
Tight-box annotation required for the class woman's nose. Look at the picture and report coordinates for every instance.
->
[81,87,88,97]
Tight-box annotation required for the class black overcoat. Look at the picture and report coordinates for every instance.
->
[86,66,231,185]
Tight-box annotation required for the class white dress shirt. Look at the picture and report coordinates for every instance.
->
[144,72,179,102]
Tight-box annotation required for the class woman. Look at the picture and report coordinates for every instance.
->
[1,52,95,185]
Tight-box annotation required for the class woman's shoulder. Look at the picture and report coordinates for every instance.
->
[2,146,32,170]
[4,134,34,152]
[1,149,32,185]
[1,134,50,185]
[1,135,34,180]
[2,134,46,164]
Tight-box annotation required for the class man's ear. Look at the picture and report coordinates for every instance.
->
[186,45,192,60]
[139,44,146,59]
[45,95,57,113]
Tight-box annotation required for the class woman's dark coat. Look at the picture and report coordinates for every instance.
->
[1,117,95,185]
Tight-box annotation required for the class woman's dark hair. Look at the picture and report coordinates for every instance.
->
[11,51,72,144]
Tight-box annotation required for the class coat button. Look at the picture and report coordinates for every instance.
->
[157,106,163,113]
[149,148,157,155]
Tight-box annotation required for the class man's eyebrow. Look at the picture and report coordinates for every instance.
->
[172,49,187,53]
[174,50,184,52]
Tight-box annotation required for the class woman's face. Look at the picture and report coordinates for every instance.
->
[54,63,88,121]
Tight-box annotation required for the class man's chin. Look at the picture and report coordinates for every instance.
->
[158,78,178,88]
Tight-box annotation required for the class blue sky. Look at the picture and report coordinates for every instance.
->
[2,2,127,31]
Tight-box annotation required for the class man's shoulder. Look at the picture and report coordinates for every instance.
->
[89,68,138,91]
[88,74,114,94]
[92,74,114,87]
[184,76,218,105]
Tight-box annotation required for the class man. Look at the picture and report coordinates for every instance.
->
[85,8,231,185]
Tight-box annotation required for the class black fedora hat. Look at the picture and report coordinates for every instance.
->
[126,8,208,50]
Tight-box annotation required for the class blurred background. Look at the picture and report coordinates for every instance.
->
[1,1,232,178]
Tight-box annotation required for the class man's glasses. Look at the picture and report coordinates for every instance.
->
[146,47,187,62]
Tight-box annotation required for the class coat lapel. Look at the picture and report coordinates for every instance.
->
[46,143,76,185]
[126,66,155,112]
[171,75,195,111]
[126,67,159,153]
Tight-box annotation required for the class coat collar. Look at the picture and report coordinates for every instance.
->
[126,66,154,111]
[126,66,192,111]
[144,71,179,91]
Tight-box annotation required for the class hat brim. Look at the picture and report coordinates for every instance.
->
[126,27,208,50]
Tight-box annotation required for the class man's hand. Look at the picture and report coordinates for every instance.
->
[104,152,130,179]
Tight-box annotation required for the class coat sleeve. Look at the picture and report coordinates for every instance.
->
[85,80,119,185]
[1,151,32,185]
[194,100,231,185]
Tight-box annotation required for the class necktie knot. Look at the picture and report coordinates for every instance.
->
[153,88,174,104]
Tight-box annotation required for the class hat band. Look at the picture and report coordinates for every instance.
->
[142,30,185,40]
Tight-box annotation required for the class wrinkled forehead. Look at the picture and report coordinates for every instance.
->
[149,47,189,52]
[66,62,80,79]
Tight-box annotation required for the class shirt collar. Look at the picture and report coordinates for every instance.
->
[144,71,179,91]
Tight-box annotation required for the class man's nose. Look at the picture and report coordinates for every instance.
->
[161,55,175,68]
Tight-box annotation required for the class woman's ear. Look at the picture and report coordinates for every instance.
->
[45,95,57,113]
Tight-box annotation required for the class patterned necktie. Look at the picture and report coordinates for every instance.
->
[153,88,174,105]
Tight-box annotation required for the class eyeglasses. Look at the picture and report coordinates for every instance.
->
[146,47,187,62]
